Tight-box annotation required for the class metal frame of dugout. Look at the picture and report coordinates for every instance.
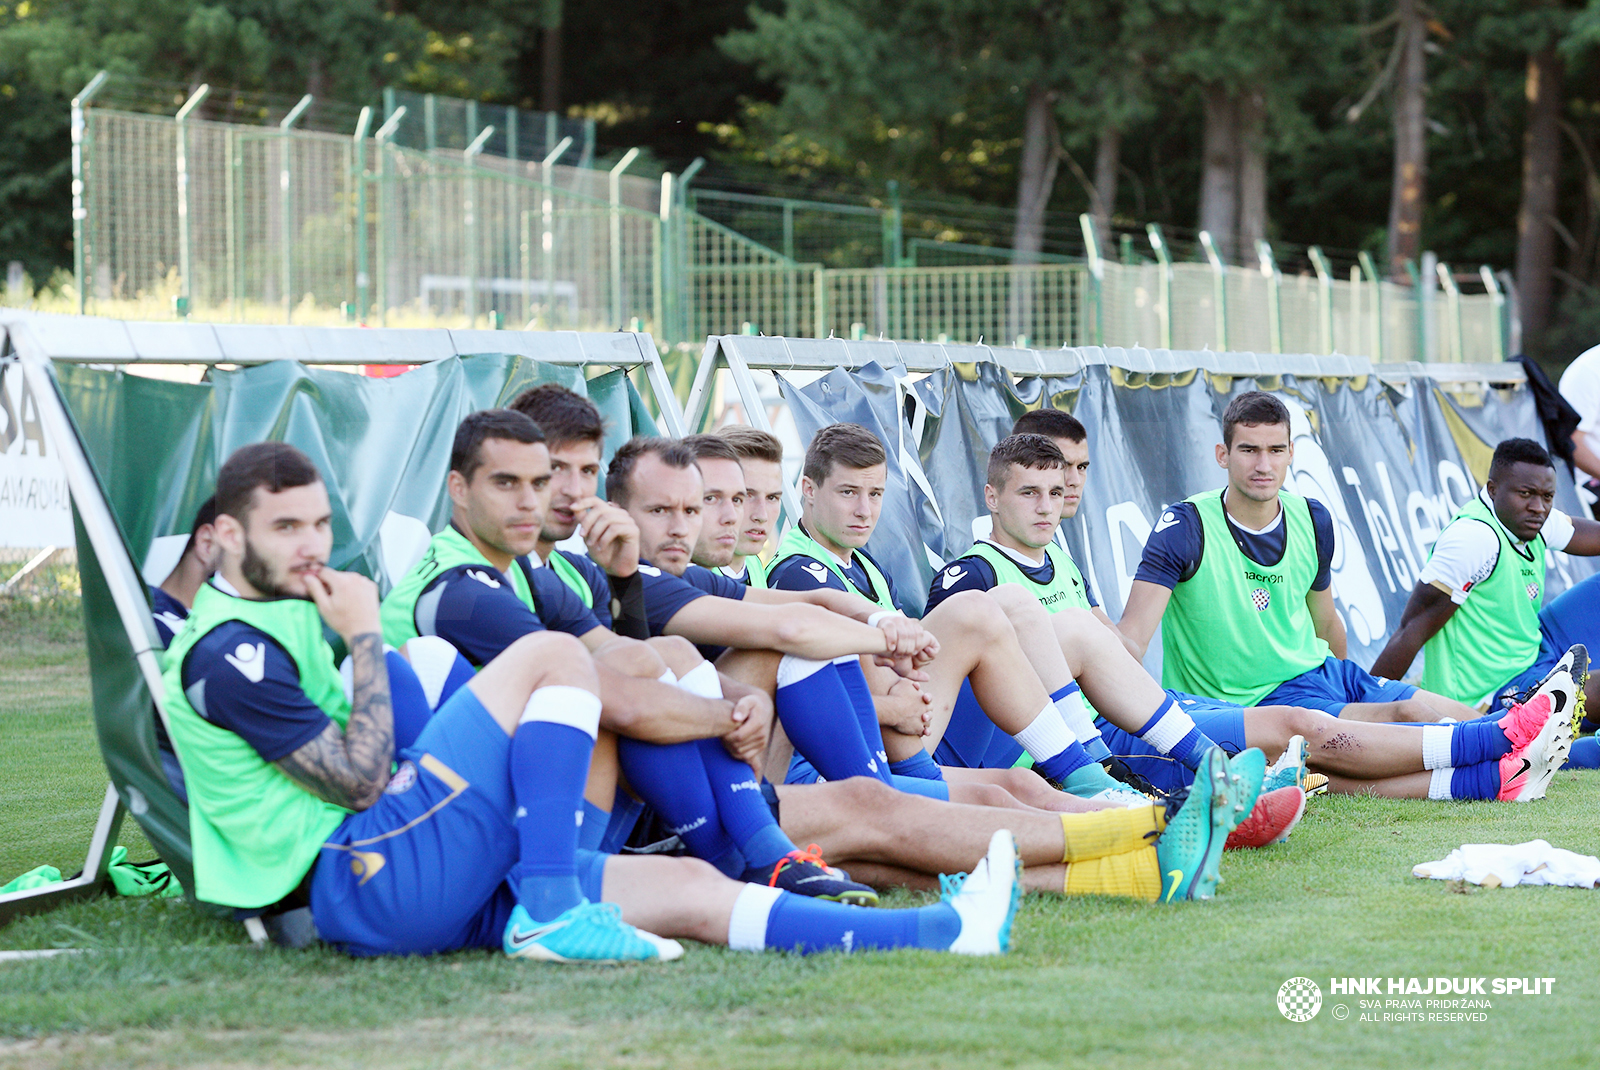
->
[684,332,1526,534]
[0,312,686,925]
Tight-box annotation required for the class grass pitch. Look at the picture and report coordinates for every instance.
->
[2,582,1596,1070]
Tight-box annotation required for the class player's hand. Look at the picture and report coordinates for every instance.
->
[304,567,381,642]
[880,678,933,737]
[572,497,640,577]
[876,616,927,659]
[722,693,773,776]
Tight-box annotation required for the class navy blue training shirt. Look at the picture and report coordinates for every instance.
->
[150,586,189,647]
[924,544,1100,614]
[412,558,605,667]
[179,621,330,762]
[1134,494,1336,591]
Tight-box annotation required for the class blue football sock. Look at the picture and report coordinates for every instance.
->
[833,655,894,782]
[698,738,795,870]
[1082,735,1112,762]
[1449,760,1501,801]
[1134,696,1214,771]
[617,738,742,876]
[1032,740,1096,783]
[889,749,943,781]
[1565,735,1600,769]
[384,650,434,753]
[576,799,609,852]
[598,791,647,854]
[761,892,961,953]
[512,687,600,922]
[775,656,886,782]
[1450,718,1515,767]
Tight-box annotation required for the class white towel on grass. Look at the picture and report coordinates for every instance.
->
[1413,840,1600,888]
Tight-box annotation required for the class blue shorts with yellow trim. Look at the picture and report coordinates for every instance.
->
[310,685,615,957]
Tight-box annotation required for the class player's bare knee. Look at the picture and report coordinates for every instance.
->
[594,636,666,679]
[942,589,1013,641]
[508,631,595,689]
[645,635,702,677]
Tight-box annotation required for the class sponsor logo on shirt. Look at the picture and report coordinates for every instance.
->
[637,565,661,577]
[940,565,967,589]
[803,561,831,584]
[154,611,186,636]
[1154,510,1179,533]
[223,642,266,683]
[467,569,500,588]
[1243,570,1284,584]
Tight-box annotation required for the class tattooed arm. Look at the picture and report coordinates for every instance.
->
[274,632,394,810]
[275,568,394,811]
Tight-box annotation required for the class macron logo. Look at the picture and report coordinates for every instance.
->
[940,565,966,590]
[224,642,266,683]
[467,569,500,589]
[1154,511,1179,533]
[637,565,661,577]
[155,611,186,635]
[804,562,830,583]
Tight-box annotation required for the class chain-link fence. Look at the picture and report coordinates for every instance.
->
[72,81,1510,360]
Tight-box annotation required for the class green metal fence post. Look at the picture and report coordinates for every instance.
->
[174,84,210,318]
[352,106,372,324]
[1359,251,1383,361]
[1308,246,1334,353]
[883,180,903,267]
[782,201,795,262]
[540,135,573,328]
[1079,214,1104,346]
[658,173,673,340]
[464,124,495,326]
[71,70,109,315]
[609,147,642,328]
[1198,230,1228,351]
[1146,223,1173,349]
[1436,261,1462,362]
[676,157,705,341]
[1479,266,1507,361]
[1257,240,1282,353]
[545,112,557,157]
[279,94,313,323]
[505,105,517,161]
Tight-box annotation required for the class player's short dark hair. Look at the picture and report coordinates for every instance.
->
[803,423,886,486]
[986,434,1066,491]
[506,383,604,448]
[607,436,699,507]
[717,425,784,464]
[1489,437,1554,480]
[682,433,743,464]
[215,443,322,522]
[1221,390,1291,448]
[1012,408,1086,444]
[451,409,545,482]
[179,495,218,558]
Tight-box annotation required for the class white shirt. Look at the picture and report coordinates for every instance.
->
[1416,488,1573,603]
[1559,343,1600,456]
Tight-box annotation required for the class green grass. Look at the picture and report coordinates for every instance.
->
[2,580,1597,1069]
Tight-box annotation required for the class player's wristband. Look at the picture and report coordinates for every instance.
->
[867,610,900,628]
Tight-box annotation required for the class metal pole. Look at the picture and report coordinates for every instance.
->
[506,105,518,161]
[1480,265,1506,362]
[1419,251,1437,362]
[279,94,313,323]
[541,136,572,327]
[1350,265,1362,358]
[464,124,495,326]
[1437,261,1462,362]
[1199,230,1228,351]
[1257,240,1282,354]
[1146,223,1173,349]
[1080,213,1104,346]
[174,84,210,318]
[352,106,373,323]
[1359,251,1383,362]
[659,173,674,342]
[71,70,109,315]
[372,106,407,326]
[1308,246,1334,354]
[610,147,642,328]
[677,157,705,342]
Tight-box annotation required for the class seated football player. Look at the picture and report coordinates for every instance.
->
[1372,437,1600,766]
[766,422,1238,806]
[933,430,1578,806]
[1120,391,1483,727]
[167,439,1028,961]
[713,425,785,587]
[379,409,879,903]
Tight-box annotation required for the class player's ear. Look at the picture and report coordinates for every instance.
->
[799,474,815,502]
[1215,442,1228,468]
[446,469,470,509]
[983,483,999,512]
[212,513,246,558]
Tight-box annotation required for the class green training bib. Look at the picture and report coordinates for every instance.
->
[1421,495,1545,704]
[380,526,537,650]
[1160,490,1331,706]
[771,525,896,611]
[162,583,351,908]
[960,539,1092,614]
[547,549,595,608]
